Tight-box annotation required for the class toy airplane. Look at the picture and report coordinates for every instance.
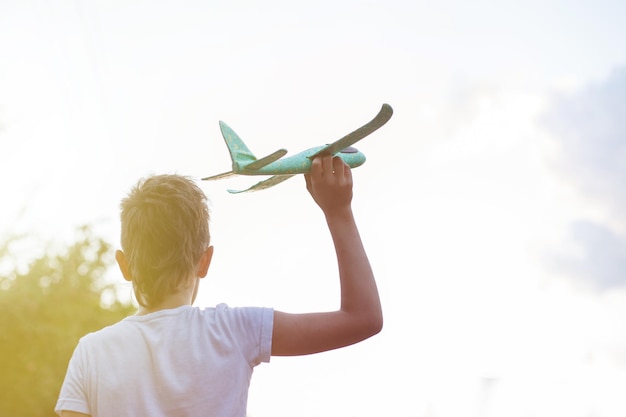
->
[202,103,393,193]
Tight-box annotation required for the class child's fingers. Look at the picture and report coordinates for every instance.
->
[331,156,347,177]
[309,154,352,184]
[305,156,325,195]
[317,154,332,178]
[342,158,353,182]
[309,156,323,177]
[331,156,353,185]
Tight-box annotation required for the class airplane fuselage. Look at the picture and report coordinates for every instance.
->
[236,146,366,175]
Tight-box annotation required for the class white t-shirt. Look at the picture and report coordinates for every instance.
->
[55,304,274,417]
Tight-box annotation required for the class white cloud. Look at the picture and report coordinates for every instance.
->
[543,67,626,222]
[542,67,626,291]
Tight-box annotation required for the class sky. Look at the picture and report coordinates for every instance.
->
[1,1,626,416]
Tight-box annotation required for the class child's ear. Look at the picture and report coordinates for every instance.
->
[115,250,133,282]
[198,246,214,278]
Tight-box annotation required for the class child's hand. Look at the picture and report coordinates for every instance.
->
[304,154,353,215]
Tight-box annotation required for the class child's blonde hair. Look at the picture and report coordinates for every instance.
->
[120,174,210,307]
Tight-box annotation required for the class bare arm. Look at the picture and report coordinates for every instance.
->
[60,412,90,417]
[271,155,383,356]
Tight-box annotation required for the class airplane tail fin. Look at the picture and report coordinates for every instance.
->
[218,121,288,172]
[219,121,258,171]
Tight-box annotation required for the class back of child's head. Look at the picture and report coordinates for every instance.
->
[119,174,210,308]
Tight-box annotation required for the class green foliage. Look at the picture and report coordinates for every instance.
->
[0,227,134,417]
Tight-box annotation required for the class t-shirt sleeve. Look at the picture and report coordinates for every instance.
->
[55,341,91,416]
[218,304,274,366]
[256,307,274,364]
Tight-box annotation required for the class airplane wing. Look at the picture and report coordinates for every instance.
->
[228,174,296,194]
[202,149,287,180]
[244,148,288,170]
[310,103,393,159]
[202,171,237,181]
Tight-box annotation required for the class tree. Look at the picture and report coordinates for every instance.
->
[0,227,134,417]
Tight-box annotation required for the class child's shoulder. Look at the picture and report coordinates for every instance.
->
[77,304,273,346]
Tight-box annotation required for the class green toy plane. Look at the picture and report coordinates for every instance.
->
[202,103,393,193]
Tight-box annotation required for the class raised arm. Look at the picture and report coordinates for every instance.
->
[271,154,383,356]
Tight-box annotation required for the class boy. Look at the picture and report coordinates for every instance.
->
[56,154,383,416]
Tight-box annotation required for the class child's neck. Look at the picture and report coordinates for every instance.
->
[136,288,194,316]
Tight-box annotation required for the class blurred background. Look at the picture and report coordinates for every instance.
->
[1,1,625,416]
